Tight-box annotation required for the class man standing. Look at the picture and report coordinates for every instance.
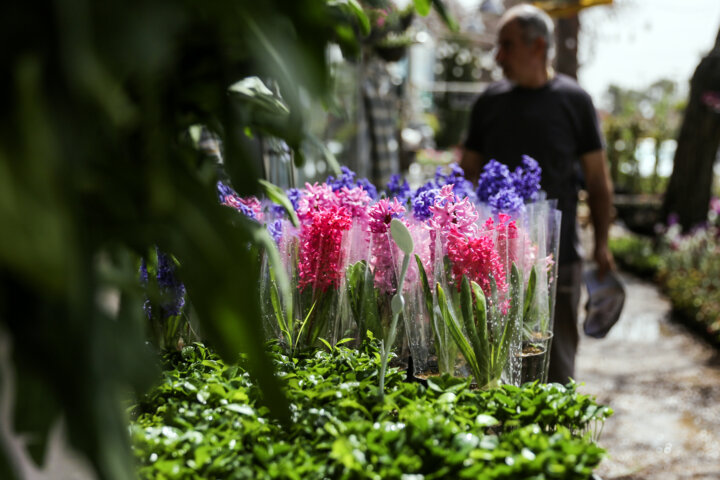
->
[460,4,615,384]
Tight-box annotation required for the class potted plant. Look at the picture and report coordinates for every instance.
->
[519,202,561,384]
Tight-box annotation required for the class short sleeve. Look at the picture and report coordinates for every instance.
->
[576,91,604,155]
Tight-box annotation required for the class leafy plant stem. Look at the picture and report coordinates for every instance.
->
[378,220,414,401]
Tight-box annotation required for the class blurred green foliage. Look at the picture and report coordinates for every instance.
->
[610,222,720,343]
[602,80,685,194]
[657,224,720,343]
[432,34,490,149]
[0,1,372,479]
[608,234,661,279]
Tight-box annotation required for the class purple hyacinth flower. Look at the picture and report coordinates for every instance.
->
[285,188,302,211]
[217,181,235,202]
[139,258,152,319]
[356,178,378,200]
[434,166,448,185]
[326,166,357,191]
[271,203,287,218]
[412,188,438,221]
[239,202,257,219]
[489,187,523,213]
[476,159,513,202]
[444,163,466,185]
[512,155,542,202]
[452,180,478,202]
[139,257,149,285]
[156,249,186,318]
[386,174,411,203]
[268,219,283,245]
[326,166,378,199]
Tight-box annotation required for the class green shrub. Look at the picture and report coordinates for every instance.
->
[609,234,660,278]
[611,226,720,342]
[657,225,720,342]
[130,342,611,479]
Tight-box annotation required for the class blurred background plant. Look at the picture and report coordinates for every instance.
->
[602,79,685,196]
[656,208,720,344]
[607,233,660,279]
[609,197,720,345]
[0,0,459,477]
[0,1,379,479]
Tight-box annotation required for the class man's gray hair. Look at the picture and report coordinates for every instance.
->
[499,4,555,63]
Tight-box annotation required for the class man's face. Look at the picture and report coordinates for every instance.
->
[495,19,542,85]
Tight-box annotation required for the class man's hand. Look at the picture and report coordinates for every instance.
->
[581,149,616,280]
[594,243,616,279]
[459,150,483,184]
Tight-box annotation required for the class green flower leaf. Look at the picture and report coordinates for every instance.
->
[390,219,414,255]
[413,0,431,16]
[258,179,300,227]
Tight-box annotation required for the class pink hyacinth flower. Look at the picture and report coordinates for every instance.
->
[238,196,263,221]
[429,185,479,239]
[296,182,338,223]
[335,186,372,227]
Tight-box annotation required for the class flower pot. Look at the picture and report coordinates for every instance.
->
[374,44,407,62]
[519,332,553,384]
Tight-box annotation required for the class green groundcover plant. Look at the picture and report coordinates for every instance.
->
[130,341,611,479]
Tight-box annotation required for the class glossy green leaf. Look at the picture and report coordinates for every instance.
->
[431,0,459,31]
[415,255,435,322]
[229,76,290,115]
[331,0,371,35]
[390,219,414,256]
[318,337,333,352]
[258,179,299,227]
[436,282,480,381]
[470,281,491,386]
[391,293,405,316]
[523,265,537,322]
[413,0,431,16]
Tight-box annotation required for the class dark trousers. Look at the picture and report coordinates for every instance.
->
[547,262,582,384]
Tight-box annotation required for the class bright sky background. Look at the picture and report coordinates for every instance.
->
[454,0,720,109]
[578,0,720,109]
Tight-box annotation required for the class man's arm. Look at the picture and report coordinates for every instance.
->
[580,149,616,277]
[460,149,483,184]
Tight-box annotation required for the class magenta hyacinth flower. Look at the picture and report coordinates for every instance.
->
[368,198,406,294]
[483,213,520,266]
[296,182,338,223]
[446,226,507,298]
[297,204,353,293]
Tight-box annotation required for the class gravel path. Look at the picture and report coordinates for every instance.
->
[576,271,720,480]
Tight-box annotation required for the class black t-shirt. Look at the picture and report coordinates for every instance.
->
[464,74,604,264]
